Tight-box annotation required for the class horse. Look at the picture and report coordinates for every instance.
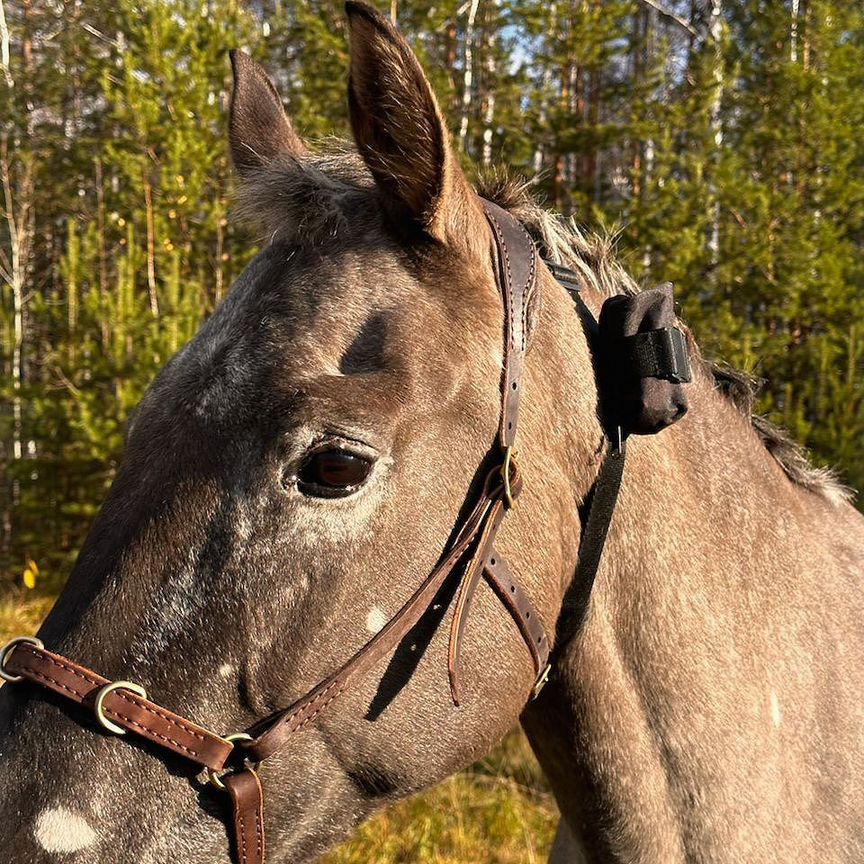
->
[2,2,863,862]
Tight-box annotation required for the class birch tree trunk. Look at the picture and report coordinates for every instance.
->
[707,0,723,268]
[458,0,480,153]
[1,137,34,475]
[481,0,499,166]
[790,0,800,63]
[0,0,12,88]
[144,178,160,318]
[533,3,556,176]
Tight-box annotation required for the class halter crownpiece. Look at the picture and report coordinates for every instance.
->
[0,201,691,864]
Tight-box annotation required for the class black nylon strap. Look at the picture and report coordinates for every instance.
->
[542,258,628,655]
[545,262,582,290]
[554,439,627,651]
[542,258,691,661]
[620,326,692,384]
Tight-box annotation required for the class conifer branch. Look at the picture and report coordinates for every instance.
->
[636,0,698,37]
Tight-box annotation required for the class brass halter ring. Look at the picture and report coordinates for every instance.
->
[0,636,44,683]
[501,447,518,509]
[94,680,148,735]
[208,732,255,791]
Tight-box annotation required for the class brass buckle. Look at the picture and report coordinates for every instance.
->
[501,447,518,509]
[208,732,255,791]
[531,663,551,700]
[0,636,44,683]
[94,680,148,735]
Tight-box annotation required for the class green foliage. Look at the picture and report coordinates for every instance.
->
[1,0,259,579]
[624,1,864,493]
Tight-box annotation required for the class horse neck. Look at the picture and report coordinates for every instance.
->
[523,283,864,862]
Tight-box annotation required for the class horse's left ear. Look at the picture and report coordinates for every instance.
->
[345,1,480,247]
[229,50,307,174]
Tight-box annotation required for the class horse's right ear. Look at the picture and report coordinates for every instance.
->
[344,1,482,250]
[228,50,307,174]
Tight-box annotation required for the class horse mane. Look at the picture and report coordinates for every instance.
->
[477,171,854,507]
[232,143,854,506]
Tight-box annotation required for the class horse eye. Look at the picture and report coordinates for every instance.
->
[297,450,374,498]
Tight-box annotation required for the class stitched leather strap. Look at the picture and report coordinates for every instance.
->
[225,769,266,864]
[482,199,537,449]
[244,462,526,762]
[483,548,550,676]
[3,642,232,771]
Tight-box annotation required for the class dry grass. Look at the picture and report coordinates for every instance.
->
[0,591,558,863]
[324,732,558,864]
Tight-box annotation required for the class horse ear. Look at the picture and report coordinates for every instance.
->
[229,50,307,174]
[345,1,478,244]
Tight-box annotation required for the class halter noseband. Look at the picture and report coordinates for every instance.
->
[0,200,691,863]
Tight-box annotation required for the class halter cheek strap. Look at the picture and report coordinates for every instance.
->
[0,200,550,864]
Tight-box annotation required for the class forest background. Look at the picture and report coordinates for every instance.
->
[1,1,862,860]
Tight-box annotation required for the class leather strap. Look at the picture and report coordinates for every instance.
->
[0,199,553,864]
[482,548,549,677]
[3,642,232,771]
[482,199,537,449]
[225,769,266,864]
[244,462,529,762]
[447,491,507,705]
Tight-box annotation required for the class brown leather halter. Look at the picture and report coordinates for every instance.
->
[0,201,554,864]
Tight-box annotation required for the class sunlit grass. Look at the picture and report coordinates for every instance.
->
[323,765,557,864]
[0,590,55,641]
[0,591,558,862]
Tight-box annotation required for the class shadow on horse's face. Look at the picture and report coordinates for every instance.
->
[0,6,560,860]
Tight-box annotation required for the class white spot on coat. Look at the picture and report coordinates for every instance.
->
[218,663,234,678]
[35,807,97,853]
[365,606,387,634]
[770,690,782,728]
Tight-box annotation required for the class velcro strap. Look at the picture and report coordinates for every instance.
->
[620,326,691,384]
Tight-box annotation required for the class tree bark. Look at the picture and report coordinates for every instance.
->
[533,3,556,177]
[0,0,12,88]
[481,0,499,166]
[1,136,34,471]
[144,178,160,318]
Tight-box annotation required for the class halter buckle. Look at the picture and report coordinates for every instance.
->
[500,447,519,509]
[208,732,255,791]
[531,663,551,699]
[94,680,148,735]
[0,636,44,683]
